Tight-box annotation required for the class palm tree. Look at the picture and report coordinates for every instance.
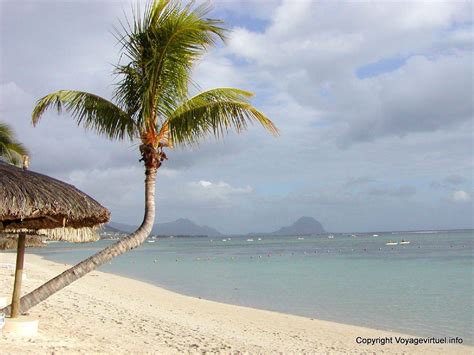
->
[0,122,28,166]
[7,0,277,314]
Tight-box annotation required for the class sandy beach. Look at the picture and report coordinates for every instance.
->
[0,253,471,354]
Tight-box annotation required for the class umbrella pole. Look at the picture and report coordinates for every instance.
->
[11,232,26,318]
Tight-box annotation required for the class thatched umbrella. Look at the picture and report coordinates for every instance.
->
[0,159,110,317]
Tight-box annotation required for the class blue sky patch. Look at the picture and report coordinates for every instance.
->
[356,56,407,79]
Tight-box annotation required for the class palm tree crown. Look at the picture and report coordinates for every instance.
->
[0,122,28,166]
[32,0,277,167]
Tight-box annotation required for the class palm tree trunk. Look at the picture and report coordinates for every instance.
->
[10,232,26,318]
[1,168,157,316]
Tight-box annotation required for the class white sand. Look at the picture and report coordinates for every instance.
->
[0,253,471,354]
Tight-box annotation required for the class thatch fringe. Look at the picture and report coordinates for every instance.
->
[0,161,110,231]
[3,226,100,243]
[0,234,46,250]
[38,226,100,243]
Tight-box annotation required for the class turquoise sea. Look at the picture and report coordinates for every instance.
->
[25,230,473,344]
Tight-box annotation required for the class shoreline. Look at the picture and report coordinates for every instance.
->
[1,253,472,354]
[35,256,449,343]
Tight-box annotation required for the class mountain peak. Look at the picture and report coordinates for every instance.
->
[295,216,317,223]
[271,216,326,236]
[174,218,193,224]
[152,218,222,236]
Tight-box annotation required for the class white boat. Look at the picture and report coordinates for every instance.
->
[399,240,410,245]
[247,238,254,242]
[386,241,398,246]
[328,235,334,239]
[222,239,227,242]
[297,237,305,240]
[147,240,156,243]
[373,234,379,237]
[258,238,262,241]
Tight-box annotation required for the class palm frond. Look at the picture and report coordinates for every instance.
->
[114,0,227,131]
[32,90,137,140]
[0,122,28,166]
[166,88,279,146]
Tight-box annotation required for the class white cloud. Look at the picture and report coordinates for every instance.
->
[198,180,212,188]
[335,54,473,144]
[66,166,144,214]
[190,180,252,201]
[0,82,34,112]
[227,1,473,144]
[228,1,470,69]
[191,51,246,93]
[452,190,471,202]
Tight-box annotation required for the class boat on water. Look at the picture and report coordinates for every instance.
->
[386,241,398,246]
[297,237,305,240]
[147,240,156,243]
[328,235,334,239]
[373,234,379,237]
[400,240,410,245]
[247,238,254,242]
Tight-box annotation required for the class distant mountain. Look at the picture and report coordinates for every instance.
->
[152,218,222,237]
[108,216,324,237]
[107,218,222,237]
[102,224,124,233]
[270,216,326,236]
[108,221,136,233]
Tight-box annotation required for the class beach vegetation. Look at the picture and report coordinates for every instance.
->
[0,122,28,166]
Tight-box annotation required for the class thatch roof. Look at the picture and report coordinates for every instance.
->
[0,161,110,242]
[0,234,46,250]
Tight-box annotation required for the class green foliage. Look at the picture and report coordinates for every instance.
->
[32,0,277,149]
[0,122,28,166]
[168,88,278,145]
[114,0,227,129]
[32,91,137,140]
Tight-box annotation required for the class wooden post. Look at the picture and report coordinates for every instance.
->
[11,233,26,318]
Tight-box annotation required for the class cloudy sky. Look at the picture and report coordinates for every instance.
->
[1,0,472,234]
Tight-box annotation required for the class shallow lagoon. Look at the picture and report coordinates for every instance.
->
[30,230,473,344]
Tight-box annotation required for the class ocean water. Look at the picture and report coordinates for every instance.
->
[24,230,473,343]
